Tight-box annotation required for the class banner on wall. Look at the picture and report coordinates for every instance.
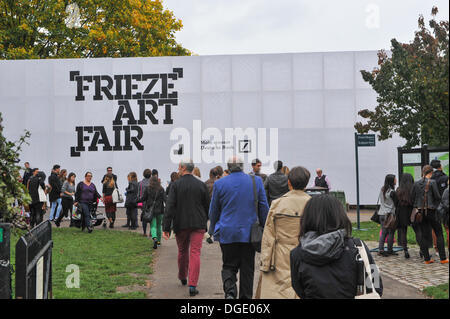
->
[0,51,404,204]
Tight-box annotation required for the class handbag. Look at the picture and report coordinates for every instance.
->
[142,191,158,223]
[112,184,124,204]
[370,197,381,224]
[383,213,397,230]
[411,180,430,224]
[38,185,47,202]
[250,175,264,253]
[354,238,381,299]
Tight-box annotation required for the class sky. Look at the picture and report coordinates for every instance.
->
[163,0,450,55]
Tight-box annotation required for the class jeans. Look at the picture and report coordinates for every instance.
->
[30,202,44,228]
[80,202,92,229]
[175,228,205,287]
[419,210,447,261]
[151,215,163,242]
[50,198,62,220]
[379,215,395,252]
[220,242,255,299]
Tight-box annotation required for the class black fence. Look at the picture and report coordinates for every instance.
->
[0,223,11,299]
[15,221,53,299]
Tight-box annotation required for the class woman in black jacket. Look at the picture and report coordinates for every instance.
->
[139,176,167,249]
[290,194,382,299]
[395,173,415,258]
[125,172,139,230]
[27,168,46,228]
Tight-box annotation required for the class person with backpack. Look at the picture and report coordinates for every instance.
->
[412,165,449,264]
[138,169,152,235]
[290,194,383,299]
[139,176,167,249]
[125,172,139,230]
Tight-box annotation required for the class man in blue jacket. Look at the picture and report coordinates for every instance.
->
[209,156,269,299]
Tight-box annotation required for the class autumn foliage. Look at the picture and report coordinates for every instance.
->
[0,0,191,59]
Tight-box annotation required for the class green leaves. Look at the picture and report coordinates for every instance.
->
[0,112,31,231]
[355,6,449,148]
[0,0,191,59]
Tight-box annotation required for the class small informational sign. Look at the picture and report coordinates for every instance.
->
[36,256,44,299]
[357,134,376,147]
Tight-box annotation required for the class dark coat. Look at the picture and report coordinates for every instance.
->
[48,172,62,202]
[139,187,166,215]
[264,170,289,206]
[412,178,441,210]
[395,188,414,228]
[163,174,210,234]
[125,181,139,208]
[22,168,32,186]
[431,170,448,196]
[290,230,383,299]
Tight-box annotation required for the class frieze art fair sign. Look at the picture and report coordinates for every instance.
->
[69,68,183,157]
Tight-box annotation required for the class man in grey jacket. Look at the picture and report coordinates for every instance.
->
[264,160,289,207]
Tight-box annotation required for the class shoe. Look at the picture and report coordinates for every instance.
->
[180,279,187,286]
[109,223,114,229]
[54,220,60,228]
[103,222,107,228]
[130,226,138,230]
[424,259,435,264]
[121,224,130,228]
[419,252,423,259]
[378,251,388,257]
[387,250,398,256]
[440,259,449,264]
[225,294,235,299]
[87,226,93,233]
[189,286,199,297]
[153,238,158,250]
[404,250,410,259]
[157,241,161,246]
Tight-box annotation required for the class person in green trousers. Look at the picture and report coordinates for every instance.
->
[139,175,166,249]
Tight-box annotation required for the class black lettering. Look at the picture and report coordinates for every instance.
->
[113,100,137,125]
[93,75,114,100]
[142,74,159,99]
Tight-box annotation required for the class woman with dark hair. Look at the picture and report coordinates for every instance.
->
[139,176,167,248]
[138,169,152,234]
[74,172,101,233]
[395,173,414,258]
[166,172,179,196]
[125,172,139,230]
[377,174,397,256]
[290,194,382,299]
[102,174,117,229]
[55,172,76,227]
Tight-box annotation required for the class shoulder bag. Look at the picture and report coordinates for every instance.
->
[370,196,381,224]
[250,175,264,253]
[410,180,430,224]
[383,190,397,230]
[142,191,158,223]
[112,183,124,204]
[38,184,47,203]
[354,238,381,299]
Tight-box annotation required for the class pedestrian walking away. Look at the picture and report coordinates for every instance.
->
[377,174,398,256]
[209,156,269,299]
[395,173,415,258]
[163,159,210,297]
[264,160,289,207]
[125,172,139,230]
[290,195,383,299]
[256,166,311,299]
[138,169,152,234]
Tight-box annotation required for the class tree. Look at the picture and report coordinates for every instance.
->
[0,0,190,59]
[0,112,30,231]
[355,7,449,148]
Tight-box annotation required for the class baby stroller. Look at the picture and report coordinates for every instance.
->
[71,201,106,229]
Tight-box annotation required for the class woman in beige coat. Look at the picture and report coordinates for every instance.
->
[255,166,311,299]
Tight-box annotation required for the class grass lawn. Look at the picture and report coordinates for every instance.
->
[352,221,419,245]
[423,283,449,299]
[11,227,153,299]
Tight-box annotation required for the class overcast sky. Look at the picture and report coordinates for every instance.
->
[163,0,449,55]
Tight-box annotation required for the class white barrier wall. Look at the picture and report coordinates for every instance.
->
[0,51,403,204]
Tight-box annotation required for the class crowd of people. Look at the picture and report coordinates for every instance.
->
[17,157,449,299]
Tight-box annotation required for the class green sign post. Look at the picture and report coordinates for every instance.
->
[355,133,376,230]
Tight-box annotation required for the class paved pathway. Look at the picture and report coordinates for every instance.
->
[46,207,447,299]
